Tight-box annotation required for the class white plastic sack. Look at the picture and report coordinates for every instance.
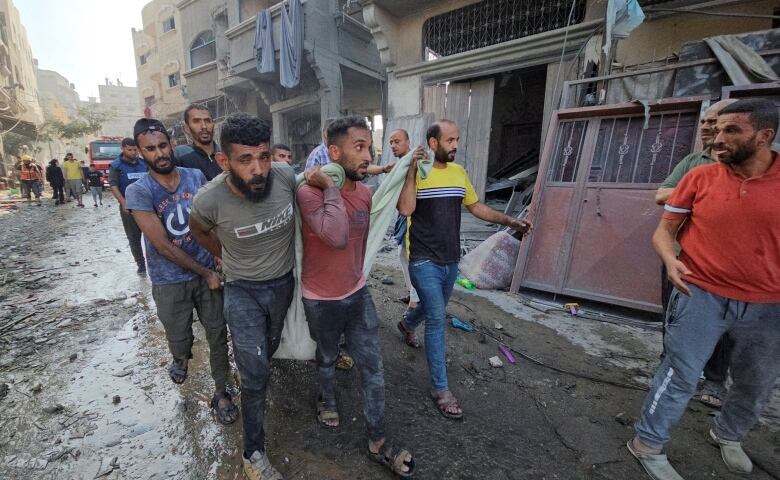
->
[458,231,520,290]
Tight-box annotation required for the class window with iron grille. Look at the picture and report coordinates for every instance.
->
[589,113,697,184]
[547,120,587,183]
[422,0,587,59]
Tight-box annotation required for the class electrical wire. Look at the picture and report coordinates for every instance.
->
[445,297,650,390]
[473,322,649,391]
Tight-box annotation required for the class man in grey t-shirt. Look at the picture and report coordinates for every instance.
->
[190,114,295,480]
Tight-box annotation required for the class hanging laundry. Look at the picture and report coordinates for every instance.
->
[254,8,275,73]
[280,0,303,88]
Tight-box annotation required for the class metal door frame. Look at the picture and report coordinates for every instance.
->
[510,97,708,311]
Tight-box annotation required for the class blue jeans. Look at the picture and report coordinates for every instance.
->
[224,272,294,457]
[635,284,780,449]
[402,259,459,393]
[303,286,386,442]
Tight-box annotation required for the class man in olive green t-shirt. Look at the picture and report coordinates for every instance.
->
[655,99,738,205]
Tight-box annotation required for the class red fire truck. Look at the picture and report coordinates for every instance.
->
[88,137,124,186]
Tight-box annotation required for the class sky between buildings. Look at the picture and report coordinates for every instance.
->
[17,0,148,101]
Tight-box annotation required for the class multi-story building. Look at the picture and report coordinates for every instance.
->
[97,80,141,138]
[0,0,43,177]
[35,62,80,124]
[176,0,385,168]
[132,0,189,130]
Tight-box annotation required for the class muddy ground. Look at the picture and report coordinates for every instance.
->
[0,198,778,480]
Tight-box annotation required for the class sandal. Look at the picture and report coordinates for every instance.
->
[336,351,354,371]
[168,358,188,384]
[694,380,725,409]
[211,391,239,425]
[368,443,415,478]
[431,390,463,420]
[397,321,420,349]
[316,395,339,429]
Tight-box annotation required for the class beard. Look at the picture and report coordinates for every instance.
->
[716,135,756,166]
[344,163,368,181]
[197,130,213,144]
[230,169,272,203]
[146,155,175,174]
[435,144,456,163]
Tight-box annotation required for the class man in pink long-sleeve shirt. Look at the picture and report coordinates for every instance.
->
[298,116,415,477]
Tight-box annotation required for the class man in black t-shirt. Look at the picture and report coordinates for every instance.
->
[87,164,104,207]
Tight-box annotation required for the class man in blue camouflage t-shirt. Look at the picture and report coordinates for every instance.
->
[125,117,238,426]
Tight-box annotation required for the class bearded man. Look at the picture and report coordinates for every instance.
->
[396,119,532,420]
[189,113,300,480]
[628,98,780,479]
[125,118,237,426]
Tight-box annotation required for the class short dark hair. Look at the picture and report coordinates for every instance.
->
[121,137,136,147]
[220,113,271,156]
[133,118,170,144]
[271,143,291,153]
[391,129,409,140]
[327,116,370,147]
[65,152,73,157]
[183,103,210,124]
[719,98,778,133]
[426,119,456,144]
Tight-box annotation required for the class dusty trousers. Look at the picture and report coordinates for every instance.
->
[303,286,386,442]
[151,277,229,392]
[635,284,780,448]
[224,272,294,457]
[120,208,146,268]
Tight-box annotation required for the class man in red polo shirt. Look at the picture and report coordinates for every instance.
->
[627,98,780,480]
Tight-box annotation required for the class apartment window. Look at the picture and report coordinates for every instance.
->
[423,0,587,59]
[168,72,180,88]
[144,95,156,107]
[189,31,216,68]
[162,17,176,32]
[139,53,148,65]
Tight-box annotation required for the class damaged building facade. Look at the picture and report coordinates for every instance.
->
[175,0,385,167]
[360,0,779,313]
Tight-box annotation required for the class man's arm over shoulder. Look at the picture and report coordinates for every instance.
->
[297,184,349,249]
[656,151,711,205]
